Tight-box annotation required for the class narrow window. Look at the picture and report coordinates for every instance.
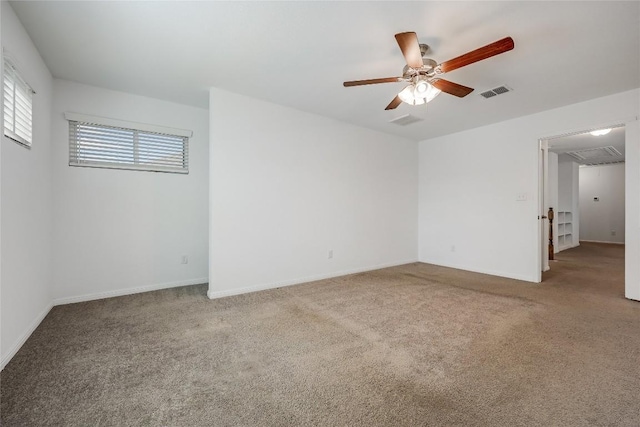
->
[68,120,189,174]
[3,57,34,148]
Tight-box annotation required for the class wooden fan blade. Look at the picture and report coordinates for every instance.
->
[395,32,424,69]
[385,95,402,110]
[438,37,514,73]
[431,79,474,97]
[343,77,403,87]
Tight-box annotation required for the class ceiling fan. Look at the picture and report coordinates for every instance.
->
[343,32,514,110]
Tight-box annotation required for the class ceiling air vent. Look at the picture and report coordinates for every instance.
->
[389,114,423,126]
[583,160,625,167]
[566,146,622,161]
[480,85,512,99]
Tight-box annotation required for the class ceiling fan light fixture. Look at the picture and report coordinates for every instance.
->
[590,128,612,136]
[398,81,442,106]
[419,82,442,103]
[398,84,425,106]
[343,32,514,110]
[415,80,430,95]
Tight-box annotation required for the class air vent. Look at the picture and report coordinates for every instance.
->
[566,146,622,161]
[480,85,512,99]
[389,114,423,126]
[493,86,510,95]
[583,160,625,167]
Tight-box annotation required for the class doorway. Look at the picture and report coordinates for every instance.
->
[539,124,627,288]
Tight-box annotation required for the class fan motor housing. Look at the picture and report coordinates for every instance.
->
[403,58,437,78]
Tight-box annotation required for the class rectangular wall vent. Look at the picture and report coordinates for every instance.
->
[480,85,512,99]
[389,114,423,126]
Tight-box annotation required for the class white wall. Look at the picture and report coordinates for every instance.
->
[208,88,418,298]
[419,89,639,296]
[51,80,209,303]
[579,164,625,244]
[418,122,537,282]
[1,1,54,368]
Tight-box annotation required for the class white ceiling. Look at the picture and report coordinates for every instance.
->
[549,126,626,165]
[8,1,640,141]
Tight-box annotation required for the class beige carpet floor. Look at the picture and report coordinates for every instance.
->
[1,242,639,426]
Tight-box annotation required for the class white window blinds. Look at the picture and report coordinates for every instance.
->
[3,57,34,147]
[68,120,189,174]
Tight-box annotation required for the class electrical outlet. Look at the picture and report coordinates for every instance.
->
[328,250,333,259]
[451,245,456,252]
[611,231,616,236]
[181,255,189,264]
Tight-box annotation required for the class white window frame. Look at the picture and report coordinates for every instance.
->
[3,56,34,148]
[65,112,193,174]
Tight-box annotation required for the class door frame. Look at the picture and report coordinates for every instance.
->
[536,117,639,301]
[537,138,550,282]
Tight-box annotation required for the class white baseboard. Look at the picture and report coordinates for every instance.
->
[580,240,624,245]
[417,259,537,283]
[207,259,418,300]
[53,277,209,306]
[1,302,53,370]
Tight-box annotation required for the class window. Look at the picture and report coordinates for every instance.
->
[3,57,34,147]
[67,115,190,174]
